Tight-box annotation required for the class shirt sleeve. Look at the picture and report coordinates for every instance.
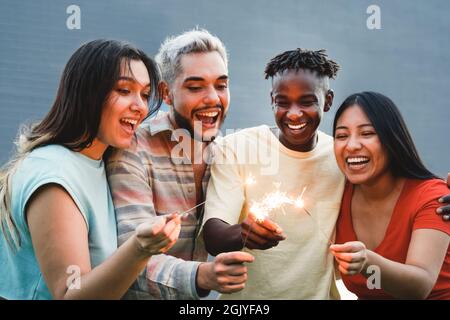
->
[106,141,201,300]
[202,139,246,228]
[413,179,450,236]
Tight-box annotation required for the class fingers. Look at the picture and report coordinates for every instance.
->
[157,222,181,253]
[135,216,166,238]
[242,232,280,250]
[437,192,450,220]
[212,254,251,294]
[332,250,366,263]
[259,217,284,234]
[337,263,362,276]
[330,241,365,253]
[217,251,255,265]
[245,239,279,250]
[219,283,247,294]
[330,242,367,275]
[135,215,181,254]
[438,194,450,205]
[246,214,284,235]
[244,221,285,241]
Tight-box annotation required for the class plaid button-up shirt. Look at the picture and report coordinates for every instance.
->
[106,112,211,299]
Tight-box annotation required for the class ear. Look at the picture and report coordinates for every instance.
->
[159,81,172,106]
[324,89,334,112]
[270,91,275,109]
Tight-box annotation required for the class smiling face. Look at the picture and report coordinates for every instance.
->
[164,51,229,142]
[334,104,390,185]
[271,69,333,152]
[97,59,150,150]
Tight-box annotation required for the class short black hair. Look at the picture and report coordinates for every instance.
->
[333,91,437,180]
[264,48,340,80]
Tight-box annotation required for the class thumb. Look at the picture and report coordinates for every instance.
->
[136,216,166,237]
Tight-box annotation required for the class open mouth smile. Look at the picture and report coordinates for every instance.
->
[120,117,139,134]
[194,109,221,127]
[287,122,307,130]
[346,156,370,170]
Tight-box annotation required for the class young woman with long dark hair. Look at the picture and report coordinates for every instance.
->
[331,91,449,299]
[0,39,181,299]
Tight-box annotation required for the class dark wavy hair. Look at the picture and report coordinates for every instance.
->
[333,91,437,180]
[0,39,162,249]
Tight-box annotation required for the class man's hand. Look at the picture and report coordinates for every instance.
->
[134,213,181,256]
[197,251,254,294]
[436,173,450,221]
[241,213,286,250]
[330,241,368,276]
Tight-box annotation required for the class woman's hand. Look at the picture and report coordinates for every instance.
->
[135,213,181,256]
[330,241,368,276]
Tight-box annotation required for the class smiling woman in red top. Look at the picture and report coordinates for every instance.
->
[332,91,450,299]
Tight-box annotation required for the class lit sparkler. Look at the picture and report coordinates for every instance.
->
[243,184,334,248]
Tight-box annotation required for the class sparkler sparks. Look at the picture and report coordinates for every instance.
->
[244,184,334,248]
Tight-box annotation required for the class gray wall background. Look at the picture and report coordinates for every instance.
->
[0,0,448,177]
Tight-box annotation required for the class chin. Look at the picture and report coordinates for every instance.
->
[345,174,369,185]
[113,138,133,150]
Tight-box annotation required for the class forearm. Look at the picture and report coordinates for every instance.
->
[362,250,435,299]
[203,218,243,256]
[63,235,149,300]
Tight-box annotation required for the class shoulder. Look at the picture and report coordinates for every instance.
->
[407,178,447,208]
[19,145,73,178]
[211,125,271,160]
[217,125,271,146]
[405,178,450,234]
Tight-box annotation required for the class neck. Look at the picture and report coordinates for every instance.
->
[80,139,107,160]
[356,172,405,202]
[275,128,318,152]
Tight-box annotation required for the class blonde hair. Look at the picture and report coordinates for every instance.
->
[155,27,228,85]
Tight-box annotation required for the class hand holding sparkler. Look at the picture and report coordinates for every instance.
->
[241,212,286,250]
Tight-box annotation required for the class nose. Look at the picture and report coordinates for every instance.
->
[203,86,220,106]
[130,93,149,115]
[286,104,303,120]
[346,134,362,151]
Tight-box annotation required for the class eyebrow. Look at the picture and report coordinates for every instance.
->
[335,123,374,130]
[117,76,150,87]
[183,75,229,82]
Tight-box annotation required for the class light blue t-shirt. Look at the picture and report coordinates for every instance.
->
[0,145,117,299]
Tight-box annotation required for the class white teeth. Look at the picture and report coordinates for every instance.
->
[347,157,370,164]
[287,123,307,130]
[121,118,138,125]
[196,111,219,117]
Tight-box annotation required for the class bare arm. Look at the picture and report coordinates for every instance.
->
[27,184,180,300]
[331,229,449,299]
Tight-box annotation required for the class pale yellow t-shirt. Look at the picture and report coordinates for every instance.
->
[203,125,345,299]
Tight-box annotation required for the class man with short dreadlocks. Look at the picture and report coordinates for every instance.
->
[201,48,345,299]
